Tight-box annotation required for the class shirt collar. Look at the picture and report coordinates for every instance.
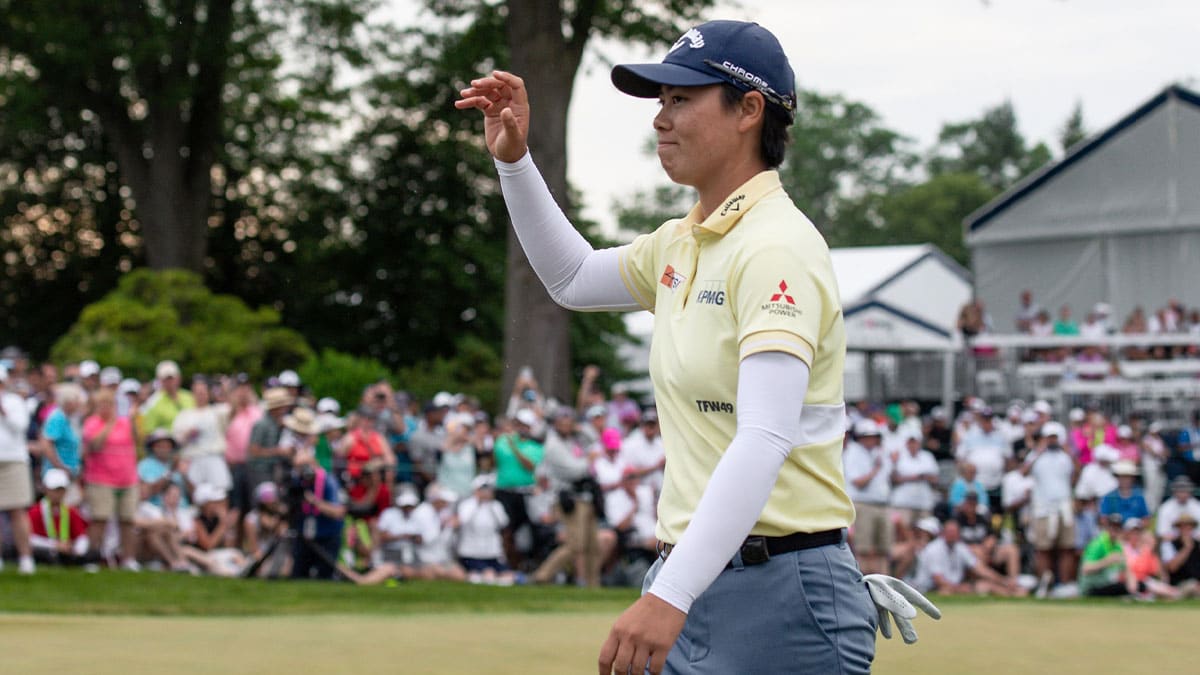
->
[679,171,785,237]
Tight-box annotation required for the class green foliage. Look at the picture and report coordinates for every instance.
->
[1059,101,1088,154]
[49,269,311,381]
[928,100,1052,192]
[395,335,504,413]
[877,173,998,266]
[297,349,393,415]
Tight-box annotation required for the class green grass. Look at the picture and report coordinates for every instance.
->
[0,568,638,616]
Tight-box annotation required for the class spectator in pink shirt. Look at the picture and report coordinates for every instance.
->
[81,388,141,570]
[1113,425,1140,464]
[224,378,262,532]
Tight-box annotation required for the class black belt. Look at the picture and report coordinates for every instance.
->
[656,529,844,568]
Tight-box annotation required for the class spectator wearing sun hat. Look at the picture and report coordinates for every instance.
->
[246,387,294,493]
[139,360,195,438]
[1161,511,1200,589]
[1156,476,1200,541]
[138,428,186,509]
[1099,460,1149,525]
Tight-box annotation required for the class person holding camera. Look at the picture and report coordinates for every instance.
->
[532,408,604,587]
[457,474,518,585]
[290,449,346,580]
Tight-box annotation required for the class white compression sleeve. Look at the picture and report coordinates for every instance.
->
[495,153,642,311]
[648,351,811,614]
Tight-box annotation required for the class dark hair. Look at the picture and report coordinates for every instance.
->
[720,83,792,168]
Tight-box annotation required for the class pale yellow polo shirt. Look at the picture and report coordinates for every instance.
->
[618,170,853,543]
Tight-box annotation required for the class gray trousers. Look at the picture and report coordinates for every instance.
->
[643,537,877,674]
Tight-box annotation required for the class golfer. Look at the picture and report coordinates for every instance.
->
[457,20,936,674]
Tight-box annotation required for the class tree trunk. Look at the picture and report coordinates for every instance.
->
[503,0,588,403]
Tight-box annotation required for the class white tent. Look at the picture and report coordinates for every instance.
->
[832,244,972,352]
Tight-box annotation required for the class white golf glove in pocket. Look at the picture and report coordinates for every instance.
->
[863,574,941,644]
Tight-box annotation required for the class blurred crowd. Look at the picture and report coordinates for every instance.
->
[842,397,1200,600]
[0,350,664,587]
[958,289,1200,361]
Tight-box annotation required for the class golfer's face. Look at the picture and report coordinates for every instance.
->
[654,84,739,187]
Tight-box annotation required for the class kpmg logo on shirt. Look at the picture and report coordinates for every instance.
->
[695,280,726,306]
[660,264,686,290]
[762,279,801,318]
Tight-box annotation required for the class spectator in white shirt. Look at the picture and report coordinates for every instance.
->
[1141,422,1170,512]
[1075,444,1119,501]
[1022,422,1079,590]
[0,365,36,574]
[1157,476,1200,542]
[594,428,629,508]
[843,419,891,574]
[915,519,1026,597]
[606,466,657,555]
[889,431,939,543]
[172,377,233,493]
[620,408,665,495]
[956,410,1012,510]
[456,474,516,585]
[377,490,439,578]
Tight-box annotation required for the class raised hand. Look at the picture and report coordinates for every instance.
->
[454,70,530,163]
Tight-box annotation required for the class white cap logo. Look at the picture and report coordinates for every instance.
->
[670,28,705,53]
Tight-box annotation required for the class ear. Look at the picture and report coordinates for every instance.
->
[737,90,766,132]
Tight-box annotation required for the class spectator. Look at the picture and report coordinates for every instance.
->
[1155,476,1200,542]
[407,398,450,493]
[947,463,988,512]
[1099,461,1149,524]
[1,366,36,574]
[78,360,101,394]
[1022,421,1078,595]
[133,481,191,572]
[1074,444,1119,501]
[605,466,658,557]
[533,408,603,587]
[241,482,289,578]
[1011,409,1041,461]
[1029,309,1054,337]
[436,412,478,500]
[224,378,262,523]
[137,429,187,509]
[1141,422,1170,512]
[35,382,86,479]
[923,406,953,462]
[289,449,345,580]
[580,404,609,448]
[1161,512,1200,590]
[621,407,665,494]
[28,468,91,566]
[139,360,195,436]
[314,410,346,474]
[1113,425,1139,464]
[955,492,1021,584]
[1014,289,1042,333]
[914,519,1024,596]
[246,388,294,494]
[417,486,466,581]
[956,409,1011,510]
[1001,456,1035,531]
[172,377,233,494]
[456,474,516,585]
[377,490,438,578]
[342,409,396,486]
[843,419,891,574]
[888,430,939,541]
[506,368,547,423]
[280,407,320,460]
[956,297,991,338]
[81,388,141,570]
[1079,513,1129,596]
[1121,518,1181,600]
[184,484,246,576]
[492,408,544,568]
[1053,305,1079,336]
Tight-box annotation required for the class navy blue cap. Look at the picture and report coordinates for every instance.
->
[612,20,796,118]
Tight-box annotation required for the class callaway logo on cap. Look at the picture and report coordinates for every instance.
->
[611,20,796,119]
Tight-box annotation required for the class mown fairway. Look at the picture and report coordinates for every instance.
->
[2,571,1195,674]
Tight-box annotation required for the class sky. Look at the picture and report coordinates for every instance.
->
[385,0,1199,236]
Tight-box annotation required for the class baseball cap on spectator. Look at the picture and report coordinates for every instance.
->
[550,406,576,421]
[396,492,420,508]
[431,487,457,504]
[642,408,659,423]
[611,383,629,395]
[471,474,496,491]
[903,429,923,443]
[1040,421,1066,439]
[99,366,122,387]
[611,20,796,121]
[144,428,177,450]
[118,378,141,397]
[1103,512,1125,527]
[278,370,301,388]
[156,360,181,380]
[853,419,882,437]
[316,397,341,415]
[1032,400,1053,416]
[77,360,100,379]
[262,387,294,411]
[432,391,456,409]
[1093,444,1119,464]
[601,428,623,451]
[930,406,948,421]
[1170,475,1195,492]
[1111,460,1139,477]
[1021,410,1040,424]
[317,413,346,433]
[585,405,607,420]
[1068,408,1086,423]
[1006,404,1023,420]
[1117,425,1133,439]
[1123,517,1144,531]
[194,484,226,505]
[514,409,538,427]
[915,517,941,537]
[43,468,70,490]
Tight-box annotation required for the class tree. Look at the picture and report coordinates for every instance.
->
[877,173,997,266]
[928,100,1051,192]
[0,0,371,272]
[1058,100,1088,154]
[434,0,715,401]
[50,269,312,381]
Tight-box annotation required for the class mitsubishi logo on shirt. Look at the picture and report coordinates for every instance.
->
[770,280,795,305]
